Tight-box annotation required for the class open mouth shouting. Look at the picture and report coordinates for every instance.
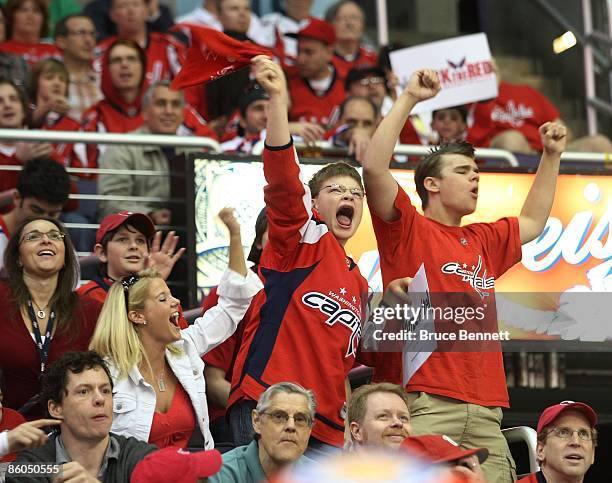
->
[336,204,355,230]
[169,311,180,330]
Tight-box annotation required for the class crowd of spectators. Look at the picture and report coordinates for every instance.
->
[0,1,607,482]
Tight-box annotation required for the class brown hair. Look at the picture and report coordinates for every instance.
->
[347,382,411,426]
[414,141,476,209]
[4,216,80,338]
[5,0,49,40]
[0,77,28,127]
[308,161,363,198]
[28,58,70,102]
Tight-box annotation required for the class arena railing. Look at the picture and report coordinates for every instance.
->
[1,128,610,295]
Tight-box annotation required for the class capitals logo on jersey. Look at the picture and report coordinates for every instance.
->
[302,289,362,358]
[441,255,495,298]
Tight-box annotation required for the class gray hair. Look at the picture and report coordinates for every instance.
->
[141,80,184,109]
[256,382,317,420]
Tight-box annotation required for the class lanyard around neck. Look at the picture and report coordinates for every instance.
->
[27,300,56,374]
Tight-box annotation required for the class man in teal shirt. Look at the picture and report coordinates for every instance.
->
[211,382,315,483]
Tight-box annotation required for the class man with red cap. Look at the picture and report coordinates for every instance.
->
[286,18,345,129]
[518,401,597,483]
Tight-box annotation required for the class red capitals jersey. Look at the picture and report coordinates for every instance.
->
[468,81,559,152]
[0,41,61,66]
[229,142,369,447]
[96,32,184,87]
[333,46,378,80]
[368,187,522,408]
[288,68,345,127]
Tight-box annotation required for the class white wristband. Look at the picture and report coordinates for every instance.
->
[0,430,9,457]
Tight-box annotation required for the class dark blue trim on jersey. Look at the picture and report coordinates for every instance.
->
[265,139,294,151]
[240,263,318,382]
[315,413,344,431]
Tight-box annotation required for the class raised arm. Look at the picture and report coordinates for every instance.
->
[251,56,315,255]
[218,207,248,276]
[182,208,262,355]
[518,122,566,244]
[252,55,290,147]
[362,69,441,221]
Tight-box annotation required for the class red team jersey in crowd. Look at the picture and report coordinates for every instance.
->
[332,46,378,80]
[368,187,522,408]
[96,32,184,87]
[228,142,369,447]
[468,81,560,152]
[288,69,345,126]
[0,41,61,66]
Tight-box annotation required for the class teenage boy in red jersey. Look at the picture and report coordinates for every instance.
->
[361,69,567,483]
[228,55,369,454]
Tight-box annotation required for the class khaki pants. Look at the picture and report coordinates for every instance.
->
[406,392,516,483]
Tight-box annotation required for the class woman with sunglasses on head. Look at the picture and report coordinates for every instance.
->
[89,208,263,450]
[0,217,102,419]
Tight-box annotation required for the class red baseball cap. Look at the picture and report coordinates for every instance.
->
[537,401,598,433]
[131,447,222,483]
[96,211,156,244]
[286,18,336,46]
[401,435,489,465]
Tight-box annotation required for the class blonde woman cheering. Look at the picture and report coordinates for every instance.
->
[90,208,262,449]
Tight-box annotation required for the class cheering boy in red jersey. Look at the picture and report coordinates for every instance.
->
[361,69,567,483]
[227,55,370,454]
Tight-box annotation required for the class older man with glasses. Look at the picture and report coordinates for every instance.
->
[210,382,315,483]
[518,401,597,483]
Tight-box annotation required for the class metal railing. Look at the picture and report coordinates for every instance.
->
[0,129,222,151]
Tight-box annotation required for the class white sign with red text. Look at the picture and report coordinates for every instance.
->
[390,33,498,114]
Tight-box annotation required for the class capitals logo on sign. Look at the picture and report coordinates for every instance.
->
[302,291,361,358]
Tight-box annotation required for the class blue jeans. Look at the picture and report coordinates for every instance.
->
[229,399,257,447]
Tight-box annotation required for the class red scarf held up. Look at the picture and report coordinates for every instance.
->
[171,26,273,89]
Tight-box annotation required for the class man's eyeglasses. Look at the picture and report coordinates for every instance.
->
[121,275,140,313]
[21,230,66,243]
[260,410,313,428]
[547,427,594,441]
[322,184,365,199]
[358,76,385,87]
